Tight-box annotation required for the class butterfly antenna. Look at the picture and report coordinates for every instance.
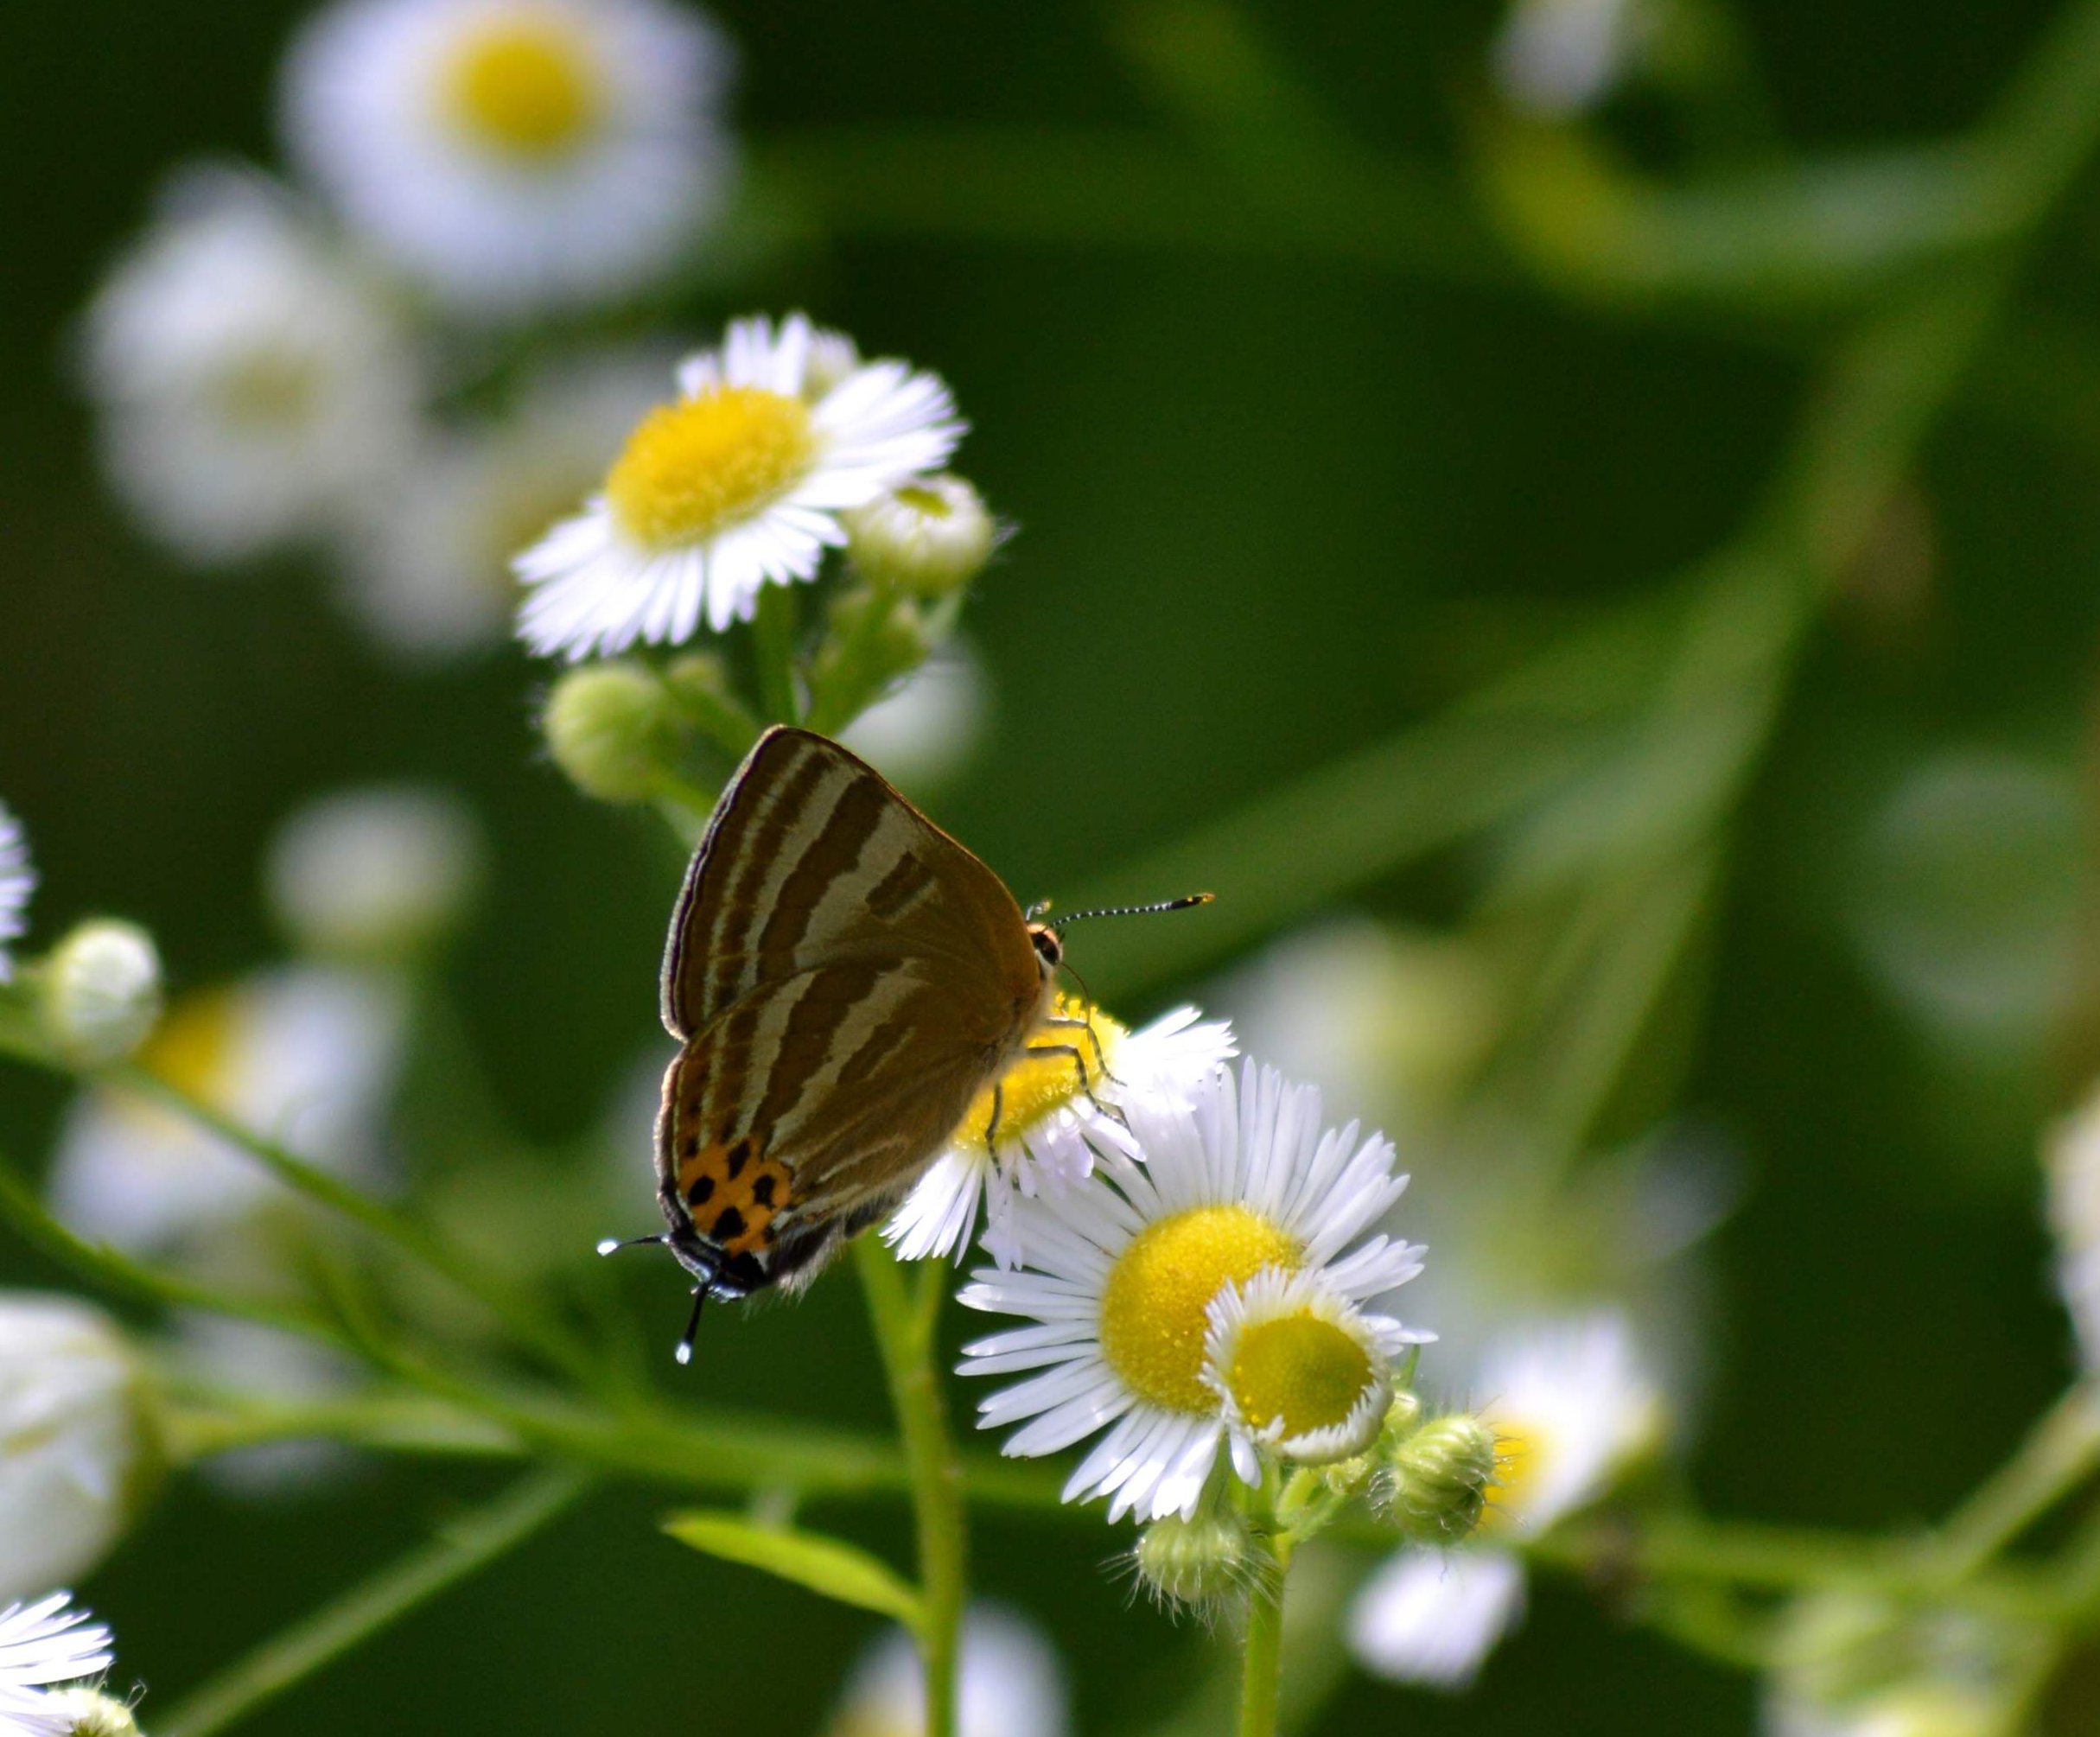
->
[1049,893,1215,927]
[596,1234,667,1256]
[675,1288,707,1365]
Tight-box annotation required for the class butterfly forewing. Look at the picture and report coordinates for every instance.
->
[655,728,1046,1294]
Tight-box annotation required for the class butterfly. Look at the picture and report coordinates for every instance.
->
[607,724,1206,1360]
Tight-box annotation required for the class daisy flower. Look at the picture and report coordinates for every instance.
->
[824,1604,1069,1737]
[48,965,405,1261]
[959,1060,1428,1524]
[338,350,670,659]
[514,313,964,656]
[1491,0,1651,118]
[886,999,1234,1269]
[80,169,420,565]
[265,785,483,959]
[0,1298,155,1604]
[1349,1312,1663,1689]
[0,1595,112,1737]
[0,805,34,985]
[281,0,734,315]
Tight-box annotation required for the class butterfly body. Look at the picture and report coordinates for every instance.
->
[652,726,1060,1303]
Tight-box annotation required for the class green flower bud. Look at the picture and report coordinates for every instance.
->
[38,1689,142,1737]
[542,663,682,804]
[37,920,162,1068]
[842,474,998,597]
[1132,1511,1256,1615]
[1379,1412,1499,1543]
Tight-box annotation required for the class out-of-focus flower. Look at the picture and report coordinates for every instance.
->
[0,1299,158,1604]
[886,1001,1233,1268]
[824,1604,1068,1737]
[282,0,735,315]
[1490,0,1651,117]
[0,1595,115,1737]
[174,1314,360,1496]
[1349,1313,1662,1689]
[1760,1594,2040,1737]
[2047,1085,2100,1370]
[959,1061,1428,1523]
[839,642,992,799]
[338,350,671,659]
[36,923,163,1071]
[49,966,405,1260]
[0,806,33,985]
[515,314,964,656]
[266,785,483,960]
[81,169,420,564]
[842,474,999,597]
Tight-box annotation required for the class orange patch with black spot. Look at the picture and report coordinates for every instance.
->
[676,1133,794,1257]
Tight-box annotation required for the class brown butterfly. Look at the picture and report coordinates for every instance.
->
[604,725,1206,1360]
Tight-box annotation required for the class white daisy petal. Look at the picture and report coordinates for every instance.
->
[0,806,34,985]
[1348,1549,1527,1689]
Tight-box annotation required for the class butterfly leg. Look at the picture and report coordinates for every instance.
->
[1040,1013,1123,1091]
[1022,1041,1131,1136]
[983,1079,1005,1153]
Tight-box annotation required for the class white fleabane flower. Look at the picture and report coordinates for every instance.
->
[1347,1550,1525,1691]
[0,807,34,985]
[0,1299,157,1603]
[37,923,163,1070]
[338,350,671,659]
[515,314,964,656]
[826,1604,1068,1737]
[959,1060,1428,1524]
[81,169,419,565]
[1348,1312,1662,1689]
[266,785,483,959]
[2046,1085,2100,1371]
[1762,1594,2040,1737]
[887,1001,1234,1269]
[49,966,405,1259]
[1204,1267,1409,1473]
[1491,0,1649,117]
[0,1596,113,1737]
[282,0,734,315]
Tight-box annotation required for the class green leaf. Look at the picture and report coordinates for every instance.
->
[663,1510,925,1631]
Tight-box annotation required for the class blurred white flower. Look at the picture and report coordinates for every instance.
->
[825,1604,1068,1737]
[37,922,163,1070]
[515,314,964,656]
[81,169,420,564]
[174,1314,360,1496]
[266,784,483,959]
[1764,1684,2005,1737]
[337,349,671,659]
[1491,0,1650,117]
[959,1061,1427,1523]
[886,1001,1233,1268]
[1348,1313,1662,1689]
[2048,1085,2100,1371]
[0,1299,156,1604]
[0,806,34,985]
[49,965,405,1260]
[282,0,735,315]
[839,642,993,800]
[0,1595,114,1737]
[1761,1594,2040,1737]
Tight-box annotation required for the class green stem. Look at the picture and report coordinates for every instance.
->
[751,582,802,725]
[1931,1385,2100,1581]
[855,1239,967,1737]
[158,1467,589,1737]
[1238,1541,1289,1737]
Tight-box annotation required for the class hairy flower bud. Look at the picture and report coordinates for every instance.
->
[1132,1511,1255,1614]
[542,662,682,803]
[38,921,162,1069]
[1379,1413,1498,1543]
[842,474,997,597]
[37,1689,143,1737]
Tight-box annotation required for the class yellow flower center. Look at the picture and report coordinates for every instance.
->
[1099,1208,1299,1413]
[139,986,240,1105]
[1225,1311,1375,1440]
[1481,1423,1544,1535]
[439,16,605,162]
[604,388,818,551]
[891,482,951,519]
[214,350,322,433]
[965,994,1126,1148]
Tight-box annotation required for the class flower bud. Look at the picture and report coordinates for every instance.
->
[39,921,162,1068]
[842,474,997,596]
[265,786,482,961]
[0,1294,162,1600]
[1132,1511,1254,1614]
[542,662,682,804]
[1379,1413,1498,1543]
[37,1689,142,1737]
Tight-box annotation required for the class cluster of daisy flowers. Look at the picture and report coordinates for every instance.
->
[0,1595,126,1737]
[77,0,743,662]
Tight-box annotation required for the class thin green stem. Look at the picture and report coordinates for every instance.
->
[158,1467,589,1737]
[751,582,802,725]
[164,1392,524,1467]
[1238,1539,1289,1737]
[856,1239,967,1737]
[1931,1385,2100,1581]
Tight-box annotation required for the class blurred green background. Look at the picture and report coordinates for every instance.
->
[8,0,2100,1731]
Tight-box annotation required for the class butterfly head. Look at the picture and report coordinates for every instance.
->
[1027,922,1064,977]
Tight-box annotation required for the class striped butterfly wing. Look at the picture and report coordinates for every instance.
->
[656,728,1044,1291]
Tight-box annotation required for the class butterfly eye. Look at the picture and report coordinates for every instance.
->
[1028,925,1063,970]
